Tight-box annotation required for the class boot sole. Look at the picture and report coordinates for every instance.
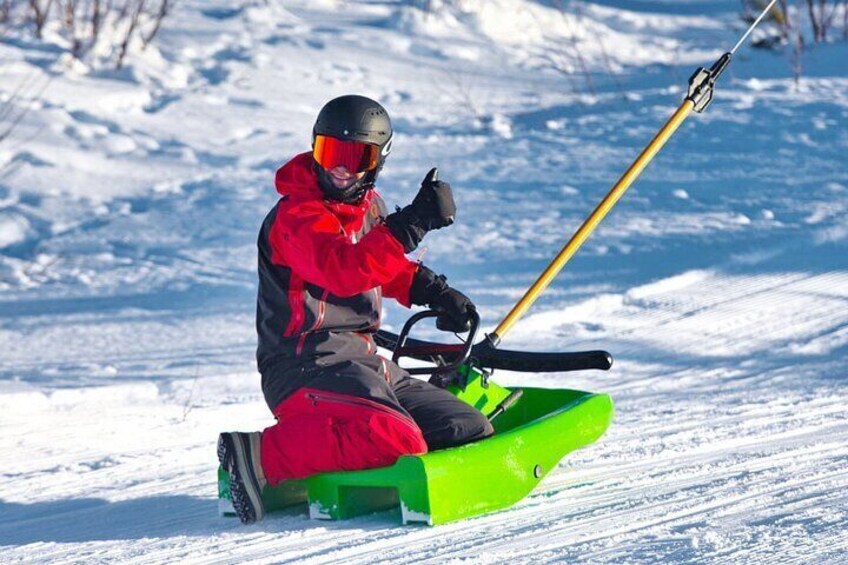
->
[217,433,265,524]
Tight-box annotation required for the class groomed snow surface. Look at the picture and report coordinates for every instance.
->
[1,0,847,563]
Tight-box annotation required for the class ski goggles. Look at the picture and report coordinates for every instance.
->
[313,135,382,174]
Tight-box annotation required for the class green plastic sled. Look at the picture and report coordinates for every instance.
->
[219,368,613,525]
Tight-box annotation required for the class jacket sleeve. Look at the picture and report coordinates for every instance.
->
[380,260,419,307]
[269,200,416,298]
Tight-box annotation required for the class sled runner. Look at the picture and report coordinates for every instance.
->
[219,311,614,525]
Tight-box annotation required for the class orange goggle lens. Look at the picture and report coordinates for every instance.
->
[313,135,381,174]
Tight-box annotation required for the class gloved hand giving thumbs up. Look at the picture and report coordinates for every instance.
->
[385,168,457,253]
[410,167,456,229]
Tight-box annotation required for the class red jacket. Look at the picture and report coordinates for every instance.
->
[256,153,419,402]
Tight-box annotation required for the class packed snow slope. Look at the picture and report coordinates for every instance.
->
[2,0,847,562]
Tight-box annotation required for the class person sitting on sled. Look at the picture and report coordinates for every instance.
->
[218,94,494,524]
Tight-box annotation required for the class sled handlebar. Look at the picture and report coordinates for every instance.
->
[392,309,480,375]
[377,327,613,374]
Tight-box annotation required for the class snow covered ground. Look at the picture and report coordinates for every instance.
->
[1,0,846,562]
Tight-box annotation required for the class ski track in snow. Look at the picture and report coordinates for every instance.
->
[1,0,847,563]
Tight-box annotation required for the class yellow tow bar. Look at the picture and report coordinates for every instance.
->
[491,99,695,342]
[486,8,782,345]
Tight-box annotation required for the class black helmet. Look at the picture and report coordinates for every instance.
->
[311,95,393,202]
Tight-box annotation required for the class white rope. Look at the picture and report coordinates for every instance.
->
[731,0,780,54]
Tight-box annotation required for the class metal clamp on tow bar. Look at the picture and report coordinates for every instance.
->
[687,52,731,113]
[391,309,480,375]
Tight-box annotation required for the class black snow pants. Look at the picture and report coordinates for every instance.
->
[261,353,494,451]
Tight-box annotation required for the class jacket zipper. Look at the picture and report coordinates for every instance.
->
[304,391,419,429]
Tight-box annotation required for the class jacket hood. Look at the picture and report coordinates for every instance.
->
[275,152,376,231]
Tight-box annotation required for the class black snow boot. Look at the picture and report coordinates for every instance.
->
[217,432,267,524]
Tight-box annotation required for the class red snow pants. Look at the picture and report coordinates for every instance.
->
[260,387,428,484]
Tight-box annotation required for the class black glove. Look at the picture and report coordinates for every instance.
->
[385,168,456,253]
[410,265,476,332]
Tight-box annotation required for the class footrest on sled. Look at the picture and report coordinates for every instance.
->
[219,370,614,525]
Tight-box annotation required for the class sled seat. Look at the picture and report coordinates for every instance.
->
[219,372,613,526]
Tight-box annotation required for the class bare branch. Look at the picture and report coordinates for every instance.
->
[90,0,105,41]
[808,0,822,41]
[28,0,55,39]
[115,0,145,69]
[791,28,804,86]
[844,0,847,40]
[1,0,12,27]
[141,0,173,49]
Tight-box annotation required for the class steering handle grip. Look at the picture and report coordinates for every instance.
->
[392,309,480,375]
